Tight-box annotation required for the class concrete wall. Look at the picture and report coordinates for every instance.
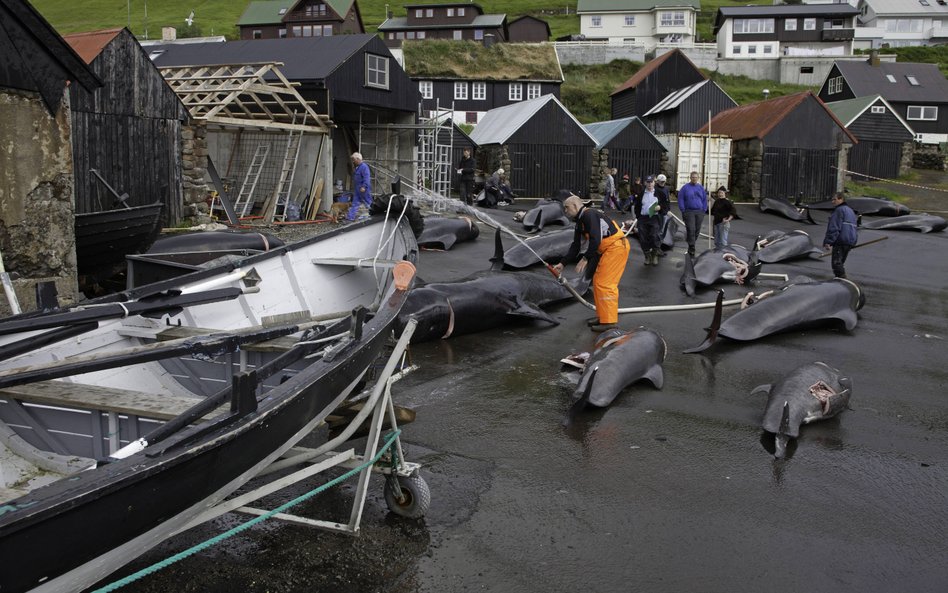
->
[555,43,647,66]
[0,88,79,314]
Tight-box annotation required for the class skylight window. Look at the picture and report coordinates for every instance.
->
[279,7,287,14]
[906,75,920,85]
[886,74,897,83]
[919,0,929,5]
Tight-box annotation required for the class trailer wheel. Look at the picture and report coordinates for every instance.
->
[384,472,430,519]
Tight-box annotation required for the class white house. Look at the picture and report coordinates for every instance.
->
[854,0,948,49]
[576,0,701,49]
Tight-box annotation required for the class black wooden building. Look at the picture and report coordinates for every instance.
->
[64,28,188,225]
[698,91,856,202]
[826,95,914,180]
[643,79,737,135]
[584,117,666,181]
[611,49,706,120]
[469,95,596,198]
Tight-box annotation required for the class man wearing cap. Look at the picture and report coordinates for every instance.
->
[633,176,664,265]
[554,195,631,332]
[677,171,708,257]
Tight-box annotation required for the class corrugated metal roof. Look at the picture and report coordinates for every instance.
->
[584,116,662,149]
[862,0,948,15]
[148,35,379,80]
[378,14,506,30]
[644,79,707,116]
[611,49,704,96]
[469,94,597,145]
[825,95,915,135]
[578,0,700,12]
[696,91,857,143]
[62,28,123,64]
[835,60,948,103]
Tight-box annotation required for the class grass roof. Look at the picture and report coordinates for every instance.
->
[402,40,562,81]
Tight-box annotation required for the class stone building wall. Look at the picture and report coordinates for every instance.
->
[729,138,763,200]
[181,121,211,223]
[912,144,947,171]
[0,88,79,315]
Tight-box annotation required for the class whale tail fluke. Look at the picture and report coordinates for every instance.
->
[683,290,724,353]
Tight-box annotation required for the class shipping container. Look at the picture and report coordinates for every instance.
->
[666,133,732,192]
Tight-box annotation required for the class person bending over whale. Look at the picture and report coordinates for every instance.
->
[554,195,631,332]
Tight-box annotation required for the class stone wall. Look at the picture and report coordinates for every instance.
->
[729,139,764,200]
[181,121,211,224]
[912,144,947,171]
[0,88,79,315]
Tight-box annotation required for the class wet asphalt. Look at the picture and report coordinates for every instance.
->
[109,201,948,593]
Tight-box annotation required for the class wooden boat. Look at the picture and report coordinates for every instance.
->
[74,202,165,279]
[0,214,419,593]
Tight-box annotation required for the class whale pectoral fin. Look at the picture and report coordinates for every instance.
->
[643,364,664,389]
[570,276,592,295]
[439,235,457,251]
[805,208,817,225]
[775,401,792,459]
[750,384,773,396]
[563,368,597,427]
[507,299,558,324]
[683,290,724,354]
[837,309,859,331]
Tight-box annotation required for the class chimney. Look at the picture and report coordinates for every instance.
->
[482,33,495,48]
[869,49,880,67]
[162,27,177,41]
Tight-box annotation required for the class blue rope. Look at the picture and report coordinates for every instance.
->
[93,429,402,593]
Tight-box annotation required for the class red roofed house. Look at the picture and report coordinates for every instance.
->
[697,91,856,202]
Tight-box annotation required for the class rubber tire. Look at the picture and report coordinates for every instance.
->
[384,472,431,519]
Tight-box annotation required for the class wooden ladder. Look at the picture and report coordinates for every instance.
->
[268,113,306,222]
[234,144,270,217]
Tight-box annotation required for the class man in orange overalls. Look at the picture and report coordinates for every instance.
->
[554,195,631,332]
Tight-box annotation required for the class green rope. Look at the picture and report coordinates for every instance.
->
[92,429,402,593]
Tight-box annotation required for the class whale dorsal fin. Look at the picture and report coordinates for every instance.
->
[643,364,664,389]
[507,297,558,325]
[750,384,773,396]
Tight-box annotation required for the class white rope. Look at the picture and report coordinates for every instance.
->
[832,166,948,193]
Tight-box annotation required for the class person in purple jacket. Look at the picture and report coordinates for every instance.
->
[348,152,373,221]
[677,171,708,257]
[822,192,858,278]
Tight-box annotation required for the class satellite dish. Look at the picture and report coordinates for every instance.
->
[185,10,194,26]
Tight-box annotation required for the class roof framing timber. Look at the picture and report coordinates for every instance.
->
[159,63,332,133]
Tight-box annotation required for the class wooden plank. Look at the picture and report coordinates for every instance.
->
[0,381,225,421]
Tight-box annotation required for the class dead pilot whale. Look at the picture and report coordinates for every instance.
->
[680,243,762,297]
[860,214,946,234]
[416,216,480,250]
[395,231,590,343]
[759,197,817,224]
[501,228,578,269]
[808,196,910,217]
[753,361,853,459]
[522,199,572,234]
[684,277,865,353]
[756,230,823,263]
[561,327,666,424]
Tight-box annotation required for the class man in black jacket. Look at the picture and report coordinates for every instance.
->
[457,148,476,205]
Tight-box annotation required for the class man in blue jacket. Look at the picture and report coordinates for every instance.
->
[822,192,858,278]
[677,171,708,257]
[348,152,373,221]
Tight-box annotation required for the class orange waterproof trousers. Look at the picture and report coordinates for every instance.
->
[593,229,631,324]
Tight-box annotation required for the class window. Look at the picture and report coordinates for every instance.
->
[279,28,287,38]
[509,83,522,101]
[388,32,394,39]
[527,83,541,99]
[292,26,301,36]
[447,8,455,16]
[415,9,423,18]
[253,29,262,39]
[454,82,468,100]
[453,30,462,40]
[885,19,924,32]
[661,12,686,27]
[322,25,332,36]
[625,16,636,26]
[828,76,843,94]
[733,44,742,54]
[907,106,937,120]
[426,9,433,17]
[733,18,775,34]
[748,45,758,54]
[763,44,773,54]
[591,16,602,27]
[406,31,415,39]
[906,75,919,85]
[886,74,897,83]
[871,105,886,114]
[800,66,814,74]
[366,54,389,89]
[279,7,287,14]
[474,29,484,40]
[417,31,426,39]
[458,8,465,16]
[466,111,477,124]
[827,19,844,29]
[785,18,797,31]
[395,31,404,39]
[472,82,486,100]
[419,81,433,99]
[804,18,816,30]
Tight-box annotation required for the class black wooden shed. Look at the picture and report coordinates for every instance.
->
[584,117,666,181]
[698,91,856,202]
[643,79,737,135]
[611,49,706,120]
[64,29,188,225]
[469,95,597,198]
[826,95,914,181]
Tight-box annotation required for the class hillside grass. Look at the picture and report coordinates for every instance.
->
[402,40,561,80]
